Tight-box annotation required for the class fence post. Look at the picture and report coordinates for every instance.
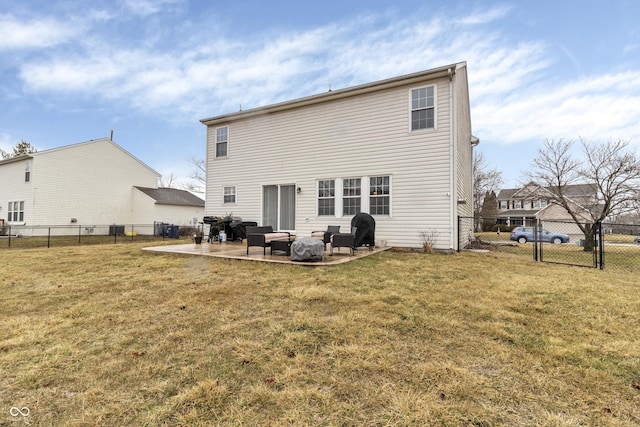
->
[597,221,604,270]
[8,225,11,248]
[534,221,539,262]
[48,227,51,248]
[78,225,82,244]
[457,216,461,252]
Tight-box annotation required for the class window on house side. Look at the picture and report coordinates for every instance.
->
[223,186,236,204]
[411,86,435,131]
[25,171,30,182]
[369,176,390,215]
[8,201,24,222]
[215,126,228,158]
[318,180,335,216]
[343,178,361,216]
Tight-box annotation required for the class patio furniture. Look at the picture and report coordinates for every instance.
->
[291,237,324,262]
[270,238,294,256]
[330,227,357,256]
[311,225,340,249]
[246,226,291,255]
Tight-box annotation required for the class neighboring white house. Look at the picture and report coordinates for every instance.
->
[200,62,477,249]
[133,186,205,227]
[0,138,203,234]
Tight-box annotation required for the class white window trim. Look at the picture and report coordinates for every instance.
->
[215,125,229,158]
[368,175,392,217]
[316,179,336,217]
[223,185,237,204]
[409,84,437,132]
[342,177,362,217]
[314,175,392,218]
[8,200,25,223]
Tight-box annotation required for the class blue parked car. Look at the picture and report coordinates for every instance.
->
[510,226,570,244]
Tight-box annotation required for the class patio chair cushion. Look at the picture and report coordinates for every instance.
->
[263,232,290,243]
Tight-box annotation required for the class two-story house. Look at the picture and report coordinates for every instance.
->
[200,62,478,249]
[496,182,598,226]
[0,138,204,235]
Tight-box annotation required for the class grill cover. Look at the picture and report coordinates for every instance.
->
[351,213,376,248]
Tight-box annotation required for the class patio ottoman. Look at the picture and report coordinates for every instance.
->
[290,237,324,262]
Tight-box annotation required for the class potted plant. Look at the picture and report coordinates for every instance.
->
[193,227,204,244]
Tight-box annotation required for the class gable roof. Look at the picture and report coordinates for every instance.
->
[497,183,597,200]
[135,187,204,207]
[200,62,466,126]
[3,137,160,176]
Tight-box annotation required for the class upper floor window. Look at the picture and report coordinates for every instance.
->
[343,178,361,216]
[318,180,335,216]
[215,126,228,158]
[25,171,30,182]
[223,186,236,204]
[499,200,508,210]
[513,200,523,209]
[8,201,24,222]
[370,176,390,215]
[411,86,435,131]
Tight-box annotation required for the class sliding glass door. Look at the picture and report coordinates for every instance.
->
[262,184,296,231]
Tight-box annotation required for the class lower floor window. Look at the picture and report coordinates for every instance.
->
[343,178,361,215]
[369,176,390,215]
[316,175,390,217]
[223,186,236,204]
[318,180,335,216]
[8,201,24,222]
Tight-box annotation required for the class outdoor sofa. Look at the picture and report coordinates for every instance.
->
[246,226,291,255]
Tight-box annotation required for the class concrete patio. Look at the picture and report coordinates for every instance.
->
[142,240,390,266]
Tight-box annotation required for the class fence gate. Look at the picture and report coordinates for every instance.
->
[538,220,603,269]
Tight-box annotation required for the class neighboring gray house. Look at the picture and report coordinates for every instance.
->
[200,62,478,249]
[496,182,598,226]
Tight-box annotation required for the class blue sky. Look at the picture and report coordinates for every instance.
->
[1,0,639,190]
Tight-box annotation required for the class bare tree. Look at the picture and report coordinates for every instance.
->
[1,140,37,159]
[473,151,503,230]
[183,156,206,194]
[158,173,179,188]
[527,138,640,251]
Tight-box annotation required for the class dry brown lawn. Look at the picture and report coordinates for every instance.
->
[1,243,639,426]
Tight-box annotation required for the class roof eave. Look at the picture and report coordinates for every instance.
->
[200,62,463,126]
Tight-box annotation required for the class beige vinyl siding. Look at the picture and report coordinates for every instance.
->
[0,158,34,224]
[30,139,159,225]
[453,64,474,219]
[206,76,459,248]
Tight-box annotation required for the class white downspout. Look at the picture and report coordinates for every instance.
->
[448,68,456,250]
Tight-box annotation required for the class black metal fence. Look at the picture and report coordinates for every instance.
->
[458,216,640,272]
[0,222,200,249]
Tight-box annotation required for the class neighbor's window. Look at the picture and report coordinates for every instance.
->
[215,126,228,158]
[369,176,390,215]
[411,86,435,130]
[223,186,236,204]
[499,200,508,210]
[342,178,361,216]
[318,180,335,216]
[8,201,24,222]
[513,200,523,209]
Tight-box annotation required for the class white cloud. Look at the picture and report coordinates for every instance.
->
[0,14,80,50]
[10,4,640,150]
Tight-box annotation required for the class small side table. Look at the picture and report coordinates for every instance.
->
[270,239,293,256]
